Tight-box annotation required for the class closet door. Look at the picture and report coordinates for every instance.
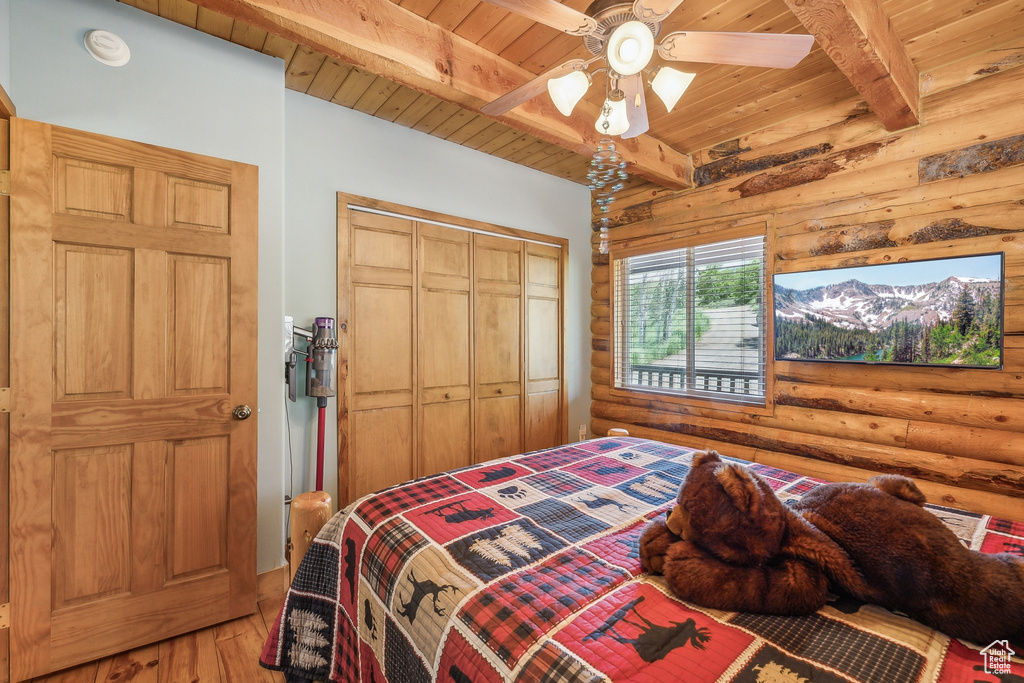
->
[345,210,416,501]
[474,234,523,463]
[525,242,565,451]
[418,224,473,476]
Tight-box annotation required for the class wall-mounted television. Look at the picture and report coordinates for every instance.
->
[773,253,1003,368]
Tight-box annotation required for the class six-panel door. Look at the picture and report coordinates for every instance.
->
[9,119,258,680]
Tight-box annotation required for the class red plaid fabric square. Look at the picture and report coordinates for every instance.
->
[516,640,603,683]
[406,491,520,545]
[581,519,648,576]
[565,456,647,486]
[454,462,534,489]
[574,438,641,453]
[355,476,471,527]
[517,446,591,471]
[987,516,1024,537]
[361,518,429,603]
[749,464,803,482]
[331,609,360,682]
[459,549,629,668]
[437,628,505,683]
[556,583,752,682]
[980,531,1024,556]
[783,479,822,496]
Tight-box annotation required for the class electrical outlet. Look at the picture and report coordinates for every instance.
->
[578,424,587,441]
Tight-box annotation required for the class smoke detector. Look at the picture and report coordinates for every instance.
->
[84,30,131,67]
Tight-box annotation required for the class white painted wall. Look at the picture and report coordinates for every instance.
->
[9,0,593,573]
[10,0,289,572]
[283,92,592,505]
[0,0,10,91]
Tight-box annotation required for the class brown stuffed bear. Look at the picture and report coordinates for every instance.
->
[639,450,880,615]
[640,450,1024,645]
[791,473,1024,644]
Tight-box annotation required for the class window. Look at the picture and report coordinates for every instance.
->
[612,233,766,405]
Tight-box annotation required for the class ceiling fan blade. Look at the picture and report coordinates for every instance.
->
[478,0,598,36]
[619,74,649,139]
[480,59,588,116]
[632,0,685,23]
[658,31,814,69]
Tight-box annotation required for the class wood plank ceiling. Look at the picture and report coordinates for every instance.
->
[120,0,1024,191]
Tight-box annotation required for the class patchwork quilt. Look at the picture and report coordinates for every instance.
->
[260,437,1024,682]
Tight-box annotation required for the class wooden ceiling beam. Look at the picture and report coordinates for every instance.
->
[190,0,693,188]
[782,0,919,131]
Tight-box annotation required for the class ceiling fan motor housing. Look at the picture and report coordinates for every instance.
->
[583,0,661,55]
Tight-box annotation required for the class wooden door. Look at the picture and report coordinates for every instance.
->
[8,119,258,681]
[474,234,523,463]
[525,242,565,451]
[418,224,473,476]
[343,208,416,502]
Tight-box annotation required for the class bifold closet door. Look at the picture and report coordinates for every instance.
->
[525,242,564,451]
[474,234,524,463]
[346,210,416,501]
[418,224,473,476]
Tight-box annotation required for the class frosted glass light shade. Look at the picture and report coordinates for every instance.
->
[594,97,630,136]
[606,21,655,76]
[650,67,695,112]
[547,70,592,116]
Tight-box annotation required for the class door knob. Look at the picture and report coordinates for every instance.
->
[232,404,253,420]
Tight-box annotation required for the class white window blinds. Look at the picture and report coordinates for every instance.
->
[613,234,766,404]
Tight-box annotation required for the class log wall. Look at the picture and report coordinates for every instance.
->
[591,43,1024,522]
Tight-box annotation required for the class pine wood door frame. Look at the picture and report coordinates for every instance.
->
[336,193,569,506]
[1,110,12,683]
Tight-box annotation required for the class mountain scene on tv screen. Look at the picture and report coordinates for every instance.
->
[774,274,1002,366]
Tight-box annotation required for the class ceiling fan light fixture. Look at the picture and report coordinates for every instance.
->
[606,21,654,76]
[547,69,592,116]
[650,66,695,112]
[595,95,630,136]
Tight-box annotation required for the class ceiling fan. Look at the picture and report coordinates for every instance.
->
[478,0,815,139]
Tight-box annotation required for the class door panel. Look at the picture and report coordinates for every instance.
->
[53,244,133,401]
[9,119,258,681]
[475,235,523,463]
[419,224,472,476]
[525,242,564,450]
[351,407,414,500]
[420,401,472,475]
[476,395,522,463]
[169,255,230,394]
[52,444,132,609]
[344,209,416,503]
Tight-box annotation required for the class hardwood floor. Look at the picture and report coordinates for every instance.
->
[28,597,288,683]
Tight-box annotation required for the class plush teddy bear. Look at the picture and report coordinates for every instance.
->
[640,450,1024,645]
[639,450,879,616]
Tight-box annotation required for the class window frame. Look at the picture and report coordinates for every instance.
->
[607,221,774,416]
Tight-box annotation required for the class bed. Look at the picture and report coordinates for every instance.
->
[260,436,1024,682]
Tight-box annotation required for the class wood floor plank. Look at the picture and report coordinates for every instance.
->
[257,597,284,634]
[157,628,220,683]
[212,615,282,683]
[29,661,98,683]
[94,645,159,683]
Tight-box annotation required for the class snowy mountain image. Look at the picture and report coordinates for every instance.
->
[774,275,1000,333]
[773,254,1003,367]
